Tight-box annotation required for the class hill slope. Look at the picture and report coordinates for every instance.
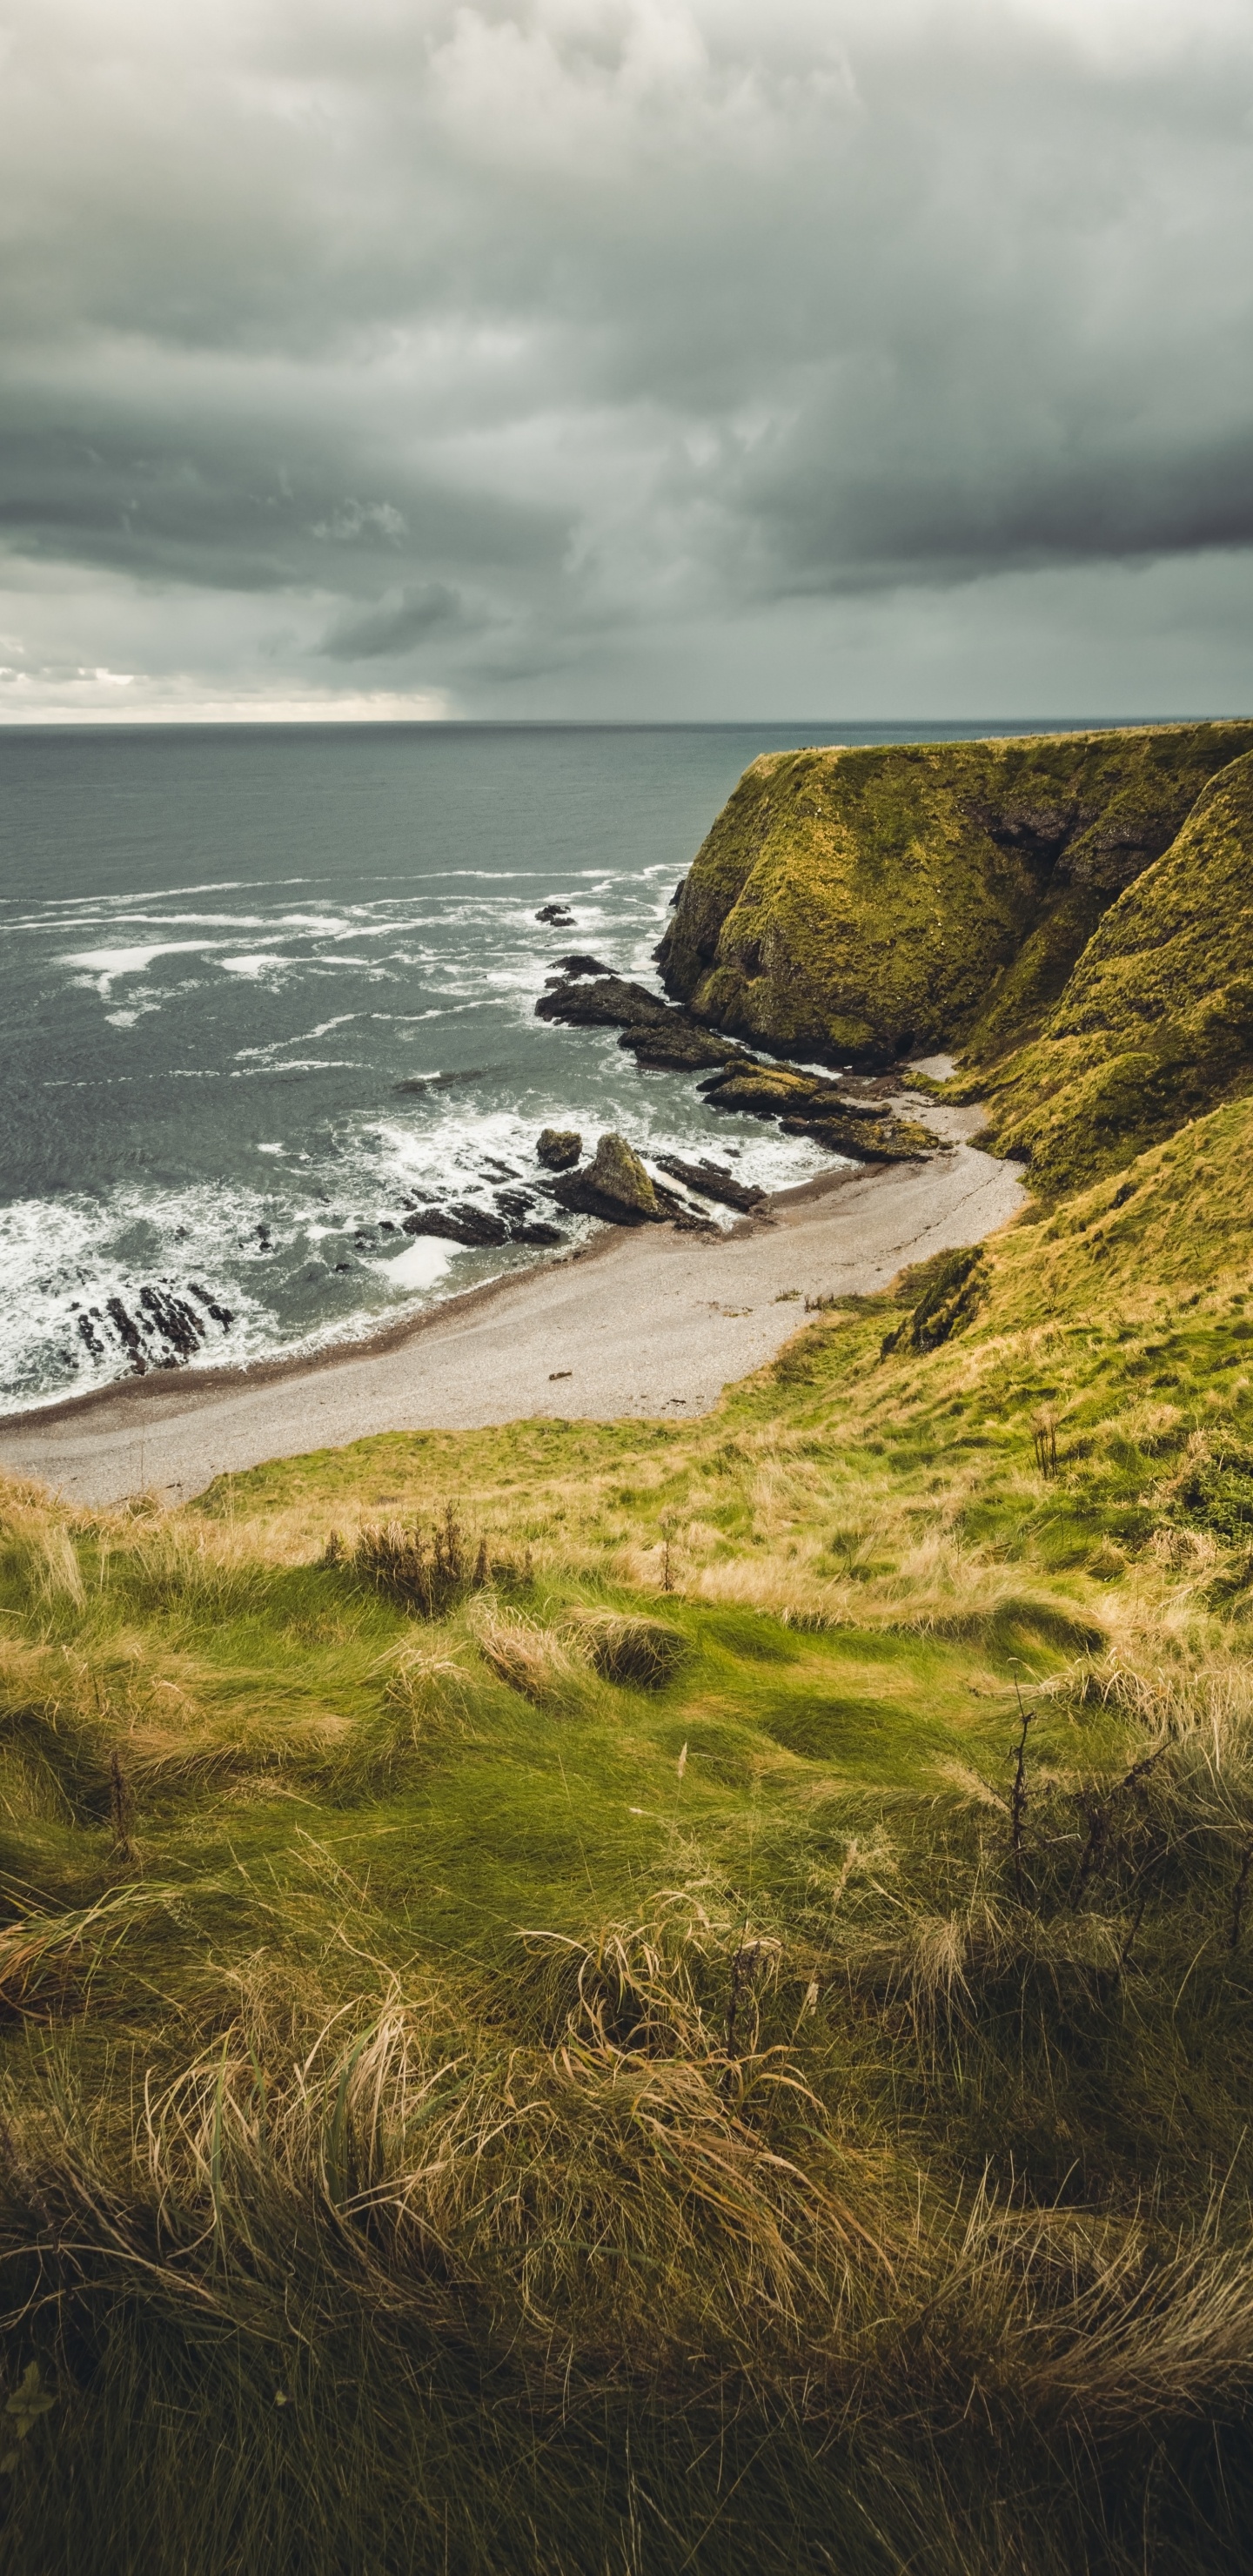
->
[7,1095,1253,2573]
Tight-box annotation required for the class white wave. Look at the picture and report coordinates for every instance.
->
[64,941,220,982]
[234,1013,361,1061]
[376,1238,456,1292]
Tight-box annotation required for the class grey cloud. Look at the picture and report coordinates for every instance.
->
[1,0,1252,716]
[0,383,568,595]
[319,580,465,658]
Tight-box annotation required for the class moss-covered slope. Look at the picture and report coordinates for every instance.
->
[657,722,1253,1066]
[966,748,1253,1196]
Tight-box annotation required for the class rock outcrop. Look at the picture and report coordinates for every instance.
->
[697,1064,947,1163]
[536,968,752,1072]
[548,1131,665,1224]
[654,723,1253,1070]
[536,1127,582,1170]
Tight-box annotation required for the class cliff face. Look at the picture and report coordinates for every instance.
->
[970,748,1253,1193]
[656,722,1253,1069]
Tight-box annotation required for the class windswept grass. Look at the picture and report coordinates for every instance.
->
[6,1108,1253,2568]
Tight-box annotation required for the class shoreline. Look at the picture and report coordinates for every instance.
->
[0,1099,1026,1508]
[0,1160,858,1440]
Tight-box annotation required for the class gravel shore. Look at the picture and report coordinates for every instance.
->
[0,1100,1024,1506]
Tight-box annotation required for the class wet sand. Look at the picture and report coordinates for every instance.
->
[0,1100,1025,1506]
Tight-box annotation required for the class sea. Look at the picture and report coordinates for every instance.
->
[0,719,1090,1415]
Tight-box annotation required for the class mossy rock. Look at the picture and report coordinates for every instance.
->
[656,724,1253,1068]
[549,1131,662,1224]
[536,1127,582,1171]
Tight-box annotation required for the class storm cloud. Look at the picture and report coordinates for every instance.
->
[1,0,1251,719]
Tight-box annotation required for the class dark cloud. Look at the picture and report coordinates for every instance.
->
[320,581,466,658]
[0,0,1250,717]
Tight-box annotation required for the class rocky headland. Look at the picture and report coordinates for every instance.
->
[649,720,1253,1194]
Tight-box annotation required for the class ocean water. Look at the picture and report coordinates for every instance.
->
[0,719,1078,1414]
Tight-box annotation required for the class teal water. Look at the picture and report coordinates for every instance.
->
[0,719,1085,1411]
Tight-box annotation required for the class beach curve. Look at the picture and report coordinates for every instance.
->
[0,1101,1025,1506]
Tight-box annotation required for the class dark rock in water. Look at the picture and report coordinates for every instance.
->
[536,902,576,926]
[535,963,753,1071]
[76,1311,104,1359]
[536,1126,582,1170]
[653,1153,767,1213]
[394,1068,494,1098]
[379,1219,399,1234]
[510,1221,566,1246]
[401,1204,511,1248]
[548,1130,663,1225]
[105,1296,147,1372]
[139,1285,206,1359]
[548,953,612,978]
[535,975,671,1031]
[189,1283,235,1327]
[493,1190,536,1219]
[619,1020,749,1073]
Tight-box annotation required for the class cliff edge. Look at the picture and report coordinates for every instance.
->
[657,722,1253,1070]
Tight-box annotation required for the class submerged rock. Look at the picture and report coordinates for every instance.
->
[535,902,576,926]
[548,953,611,977]
[536,1126,582,1170]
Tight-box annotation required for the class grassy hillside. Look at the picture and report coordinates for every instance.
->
[656,722,1253,1066]
[7,1097,1253,2571]
[958,749,1253,1194]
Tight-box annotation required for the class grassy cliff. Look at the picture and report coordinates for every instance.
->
[959,748,1253,1193]
[7,1095,1253,2571]
[656,722,1253,1068]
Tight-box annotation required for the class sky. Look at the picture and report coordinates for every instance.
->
[2,0,1252,721]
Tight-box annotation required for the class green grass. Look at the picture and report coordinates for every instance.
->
[10,976,1253,2566]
